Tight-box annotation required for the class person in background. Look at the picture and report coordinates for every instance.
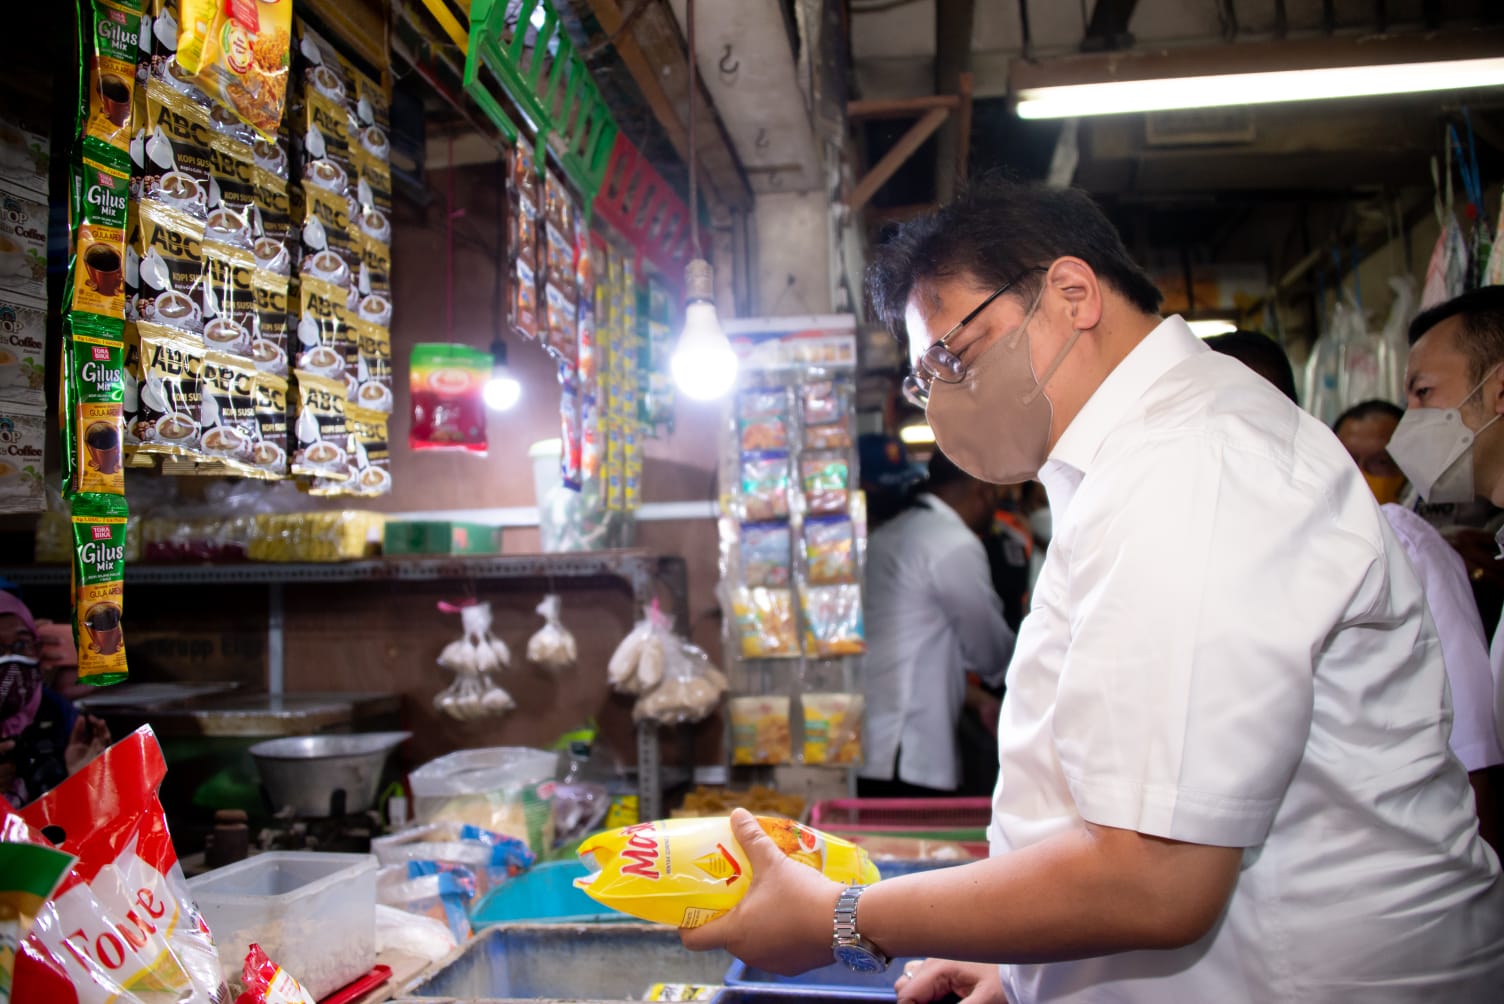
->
[1201,328,1301,403]
[1333,400,1406,503]
[1390,286,1504,822]
[1208,339,1504,852]
[0,591,109,807]
[858,433,926,530]
[858,450,1015,797]
[684,180,1502,1003]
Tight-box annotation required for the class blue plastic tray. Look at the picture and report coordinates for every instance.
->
[723,957,920,998]
[469,859,625,927]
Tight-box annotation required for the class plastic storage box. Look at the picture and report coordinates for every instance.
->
[809,797,992,853]
[188,851,377,1000]
[724,957,923,999]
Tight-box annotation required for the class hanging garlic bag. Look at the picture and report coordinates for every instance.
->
[607,602,672,696]
[433,601,515,720]
[526,593,577,671]
[633,640,729,725]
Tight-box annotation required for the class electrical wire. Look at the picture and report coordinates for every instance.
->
[688,0,698,256]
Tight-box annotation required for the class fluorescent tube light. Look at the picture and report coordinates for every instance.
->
[899,424,935,446]
[1016,57,1504,119]
[1187,319,1239,338]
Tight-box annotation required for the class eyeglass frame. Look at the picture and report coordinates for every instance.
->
[0,636,39,659]
[902,267,1048,408]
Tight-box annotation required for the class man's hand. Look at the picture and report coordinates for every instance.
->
[64,716,109,775]
[679,808,844,976]
[896,958,1006,1004]
[34,620,78,674]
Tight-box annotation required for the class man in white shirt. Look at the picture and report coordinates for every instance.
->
[1388,285,1504,852]
[858,451,1015,795]
[681,180,1504,1002]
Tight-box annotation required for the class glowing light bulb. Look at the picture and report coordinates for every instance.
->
[672,259,737,401]
[484,339,521,411]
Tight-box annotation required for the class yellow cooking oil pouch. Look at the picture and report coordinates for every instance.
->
[575,815,880,929]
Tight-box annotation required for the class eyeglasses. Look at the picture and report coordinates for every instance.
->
[902,268,1046,409]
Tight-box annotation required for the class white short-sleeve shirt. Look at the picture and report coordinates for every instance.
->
[990,316,1504,1003]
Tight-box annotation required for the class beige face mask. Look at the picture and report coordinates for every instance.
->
[924,290,1082,484]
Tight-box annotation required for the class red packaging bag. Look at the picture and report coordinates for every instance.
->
[11,726,228,1004]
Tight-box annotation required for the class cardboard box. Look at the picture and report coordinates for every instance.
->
[384,520,500,555]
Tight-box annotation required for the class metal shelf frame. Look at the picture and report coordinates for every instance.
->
[2,550,688,821]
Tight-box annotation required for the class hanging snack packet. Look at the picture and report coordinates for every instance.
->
[355,240,392,319]
[738,387,790,452]
[801,450,851,515]
[801,693,864,766]
[801,378,850,426]
[188,0,294,140]
[804,516,855,584]
[740,452,790,521]
[409,343,488,453]
[514,259,541,341]
[575,815,876,928]
[64,330,127,497]
[132,323,204,457]
[78,0,144,175]
[71,493,129,685]
[729,587,799,659]
[560,375,582,489]
[289,370,350,480]
[198,351,260,473]
[68,162,131,329]
[729,697,794,766]
[204,134,257,252]
[801,584,866,658]
[0,407,46,516]
[133,202,207,334]
[739,522,792,588]
[0,841,76,1004]
[12,727,228,1001]
[250,269,290,374]
[247,371,288,478]
[235,944,316,1004]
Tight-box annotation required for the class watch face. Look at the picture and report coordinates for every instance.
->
[834,943,887,973]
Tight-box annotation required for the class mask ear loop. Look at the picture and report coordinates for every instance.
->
[1021,326,1085,407]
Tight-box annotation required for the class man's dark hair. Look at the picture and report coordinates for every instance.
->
[866,176,1162,336]
[922,448,975,493]
[1332,399,1403,435]
[1408,286,1504,383]
[1203,329,1299,403]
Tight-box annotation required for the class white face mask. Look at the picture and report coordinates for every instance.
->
[1387,366,1502,505]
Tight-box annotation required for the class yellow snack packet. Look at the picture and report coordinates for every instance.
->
[575,815,880,929]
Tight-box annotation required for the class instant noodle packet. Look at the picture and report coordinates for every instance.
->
[575,816,880,928]
[189,0,294,141]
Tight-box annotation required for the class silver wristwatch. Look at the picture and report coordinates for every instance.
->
[831,884,889,972]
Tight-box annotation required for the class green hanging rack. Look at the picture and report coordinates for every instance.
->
[465,0,620,201]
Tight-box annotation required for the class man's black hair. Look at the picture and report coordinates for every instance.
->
[1203,329,1299,403]
[1408,286,1504,384]
[866,175,1162,338]
[1332,399,1404,435]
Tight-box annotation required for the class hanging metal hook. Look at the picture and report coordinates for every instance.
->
[754,128,770,150]
[718,44,739,79]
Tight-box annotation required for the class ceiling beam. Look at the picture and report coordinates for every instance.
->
[934,0,975,202]
[1082,0,1139,53]
[849,107,950,212]
[585,0,754,217]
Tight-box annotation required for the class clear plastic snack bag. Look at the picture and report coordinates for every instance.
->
[632,642,728,726]
[607,602,673,696]
[526,594,577,671]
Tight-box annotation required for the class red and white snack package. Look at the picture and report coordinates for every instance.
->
[234,945,315,1004]
[8,725,228,1004]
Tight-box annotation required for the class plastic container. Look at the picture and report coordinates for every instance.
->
[188,851,377,1000]
[469,859,623,927]
[723,957,922,999]
[530,438,564,511]
[408,747,558,822]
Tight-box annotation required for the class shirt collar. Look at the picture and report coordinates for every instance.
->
[1039,315,1204,515]
[1049,314,1205,475]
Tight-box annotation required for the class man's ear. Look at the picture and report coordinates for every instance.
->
[1045,257,1103,331]
[1491,364,1504,418]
